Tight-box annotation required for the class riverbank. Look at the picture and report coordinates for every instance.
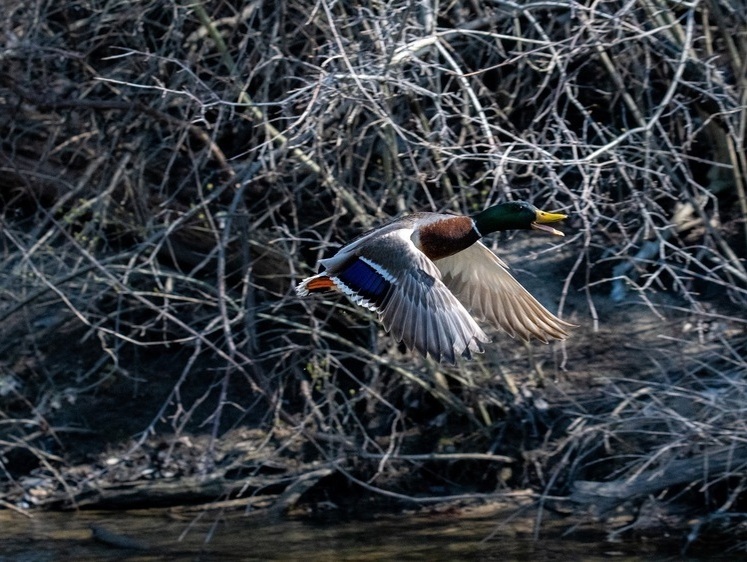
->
[2,0,746,554]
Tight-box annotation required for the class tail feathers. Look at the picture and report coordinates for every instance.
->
[296,274,336,296]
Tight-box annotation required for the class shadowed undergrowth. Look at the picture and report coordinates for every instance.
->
[1,0,746,552]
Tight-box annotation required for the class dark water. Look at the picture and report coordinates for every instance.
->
[0,508,727,561]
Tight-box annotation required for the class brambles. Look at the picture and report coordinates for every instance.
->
[1,0,746,551]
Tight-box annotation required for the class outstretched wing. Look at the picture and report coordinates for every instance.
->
[306,227,490,362]
[435,242,573,342]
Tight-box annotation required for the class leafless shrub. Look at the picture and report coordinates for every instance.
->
[1,0,746,548]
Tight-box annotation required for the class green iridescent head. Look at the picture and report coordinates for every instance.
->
[473,201,566,237]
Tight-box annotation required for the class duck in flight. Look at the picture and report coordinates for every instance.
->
[297,201,573,363]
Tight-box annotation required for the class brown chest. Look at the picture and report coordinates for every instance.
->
[414,216,480,260]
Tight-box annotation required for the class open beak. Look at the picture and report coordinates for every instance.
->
[531,209,567,236]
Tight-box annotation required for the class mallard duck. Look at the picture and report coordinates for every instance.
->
[297,201,573,362]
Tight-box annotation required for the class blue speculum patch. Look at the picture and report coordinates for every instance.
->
[338,258,390,305]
